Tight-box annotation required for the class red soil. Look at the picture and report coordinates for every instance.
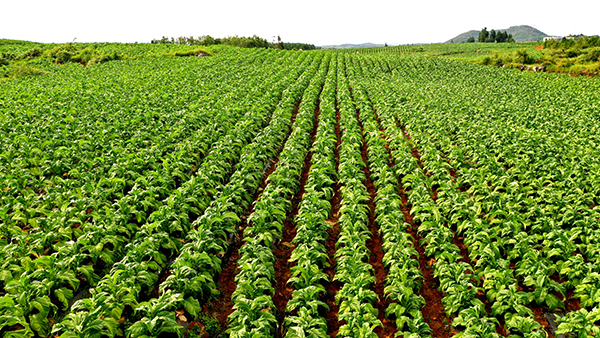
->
[205,100,303,334]
[209,247,239,329]
[351,99,396,337]
[360,141,397,338]
[273,107,321,337]
[400,129,457,338]
[400,186,453,338]
[531,305,554,338]
[323,107,343,337]
[324,189,342,337]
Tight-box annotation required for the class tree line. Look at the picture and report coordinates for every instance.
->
[465,28,515,43]
[151,35,317,50]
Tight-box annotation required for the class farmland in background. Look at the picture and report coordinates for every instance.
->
[1,39,600,338]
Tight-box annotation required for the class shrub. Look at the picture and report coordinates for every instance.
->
[2,62,48,80]
[480,56,492,65]
[71,47,100,64]
[88,51,120,65]
[55,50,73,64]
[171,48,212,57]
[19,48,43,60]
[44,44,78,63]
[514,49,536,64]
[0,51,17,61]
[576,47,600,63]
[564,47,581,58]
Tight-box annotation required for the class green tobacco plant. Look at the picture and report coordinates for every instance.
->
[556,308,600,337]
[126,291,184,338]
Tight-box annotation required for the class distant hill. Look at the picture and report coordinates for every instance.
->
[446,25,548,43]
[320,43,385,49]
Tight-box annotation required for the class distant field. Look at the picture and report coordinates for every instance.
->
[341,41,599,77]
[1,40,600,338]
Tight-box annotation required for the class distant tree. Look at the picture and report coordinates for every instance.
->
[496,31,506,43]
[478,27,489,43]
[385,42,388,47]
[508,34,515,43]
[277,36,284,49]
[151,34,271,48]
[466,36,475,43]
[282,42,317,50]
[489,29,496,42]
[203,35,216,46]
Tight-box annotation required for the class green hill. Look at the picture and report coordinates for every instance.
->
[446,25,548,43]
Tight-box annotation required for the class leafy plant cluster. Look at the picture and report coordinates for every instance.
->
[42,44,120,65]
[410,128,549,338]
[283,54,336,338]
[227,54,327,337]
[327,55,384,337]
[480,49,538,67]
[1,55,248,337]
[52,51,304,338]
[347,57,433,337]
[123,52,313,338]
[0,49,299,338]
[401,62,599,336]
[0,62,49,81]
[365,53,600,336]
[378,57,554,337]
[0,48,43,65]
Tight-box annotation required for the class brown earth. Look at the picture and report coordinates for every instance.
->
[204,100,303,334]
[323,107,343,337]
[273,105,321,337]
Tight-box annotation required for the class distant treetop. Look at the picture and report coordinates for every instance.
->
[151,35,317,50]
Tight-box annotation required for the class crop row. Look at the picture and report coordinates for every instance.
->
[227,53,328,337]
[50,52,315,338]
[362,53,600,336]
[120,53,324,338]
[282,54,337,337]
[347,56,434,337]
[1,50,309,337]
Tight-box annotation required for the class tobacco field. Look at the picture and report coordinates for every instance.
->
[1,43,600,338]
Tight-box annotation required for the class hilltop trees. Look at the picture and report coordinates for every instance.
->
[478,28,514,43]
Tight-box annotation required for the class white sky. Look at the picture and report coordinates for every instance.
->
[2,0,599,45]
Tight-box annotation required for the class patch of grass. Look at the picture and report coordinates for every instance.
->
[171,48,212,57]
[42,44,121,65]
[88,51,121,65]
[1,62,48,80]
[71,47,100,64]
[44,43,78,63]
[478,48,538,67]
[19,48,43,60]
[576,47,600,64]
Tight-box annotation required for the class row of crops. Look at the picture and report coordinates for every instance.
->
[332,42,540,57]
[2,42,600,338]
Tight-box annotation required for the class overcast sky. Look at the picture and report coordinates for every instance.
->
[2,0,599,45]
